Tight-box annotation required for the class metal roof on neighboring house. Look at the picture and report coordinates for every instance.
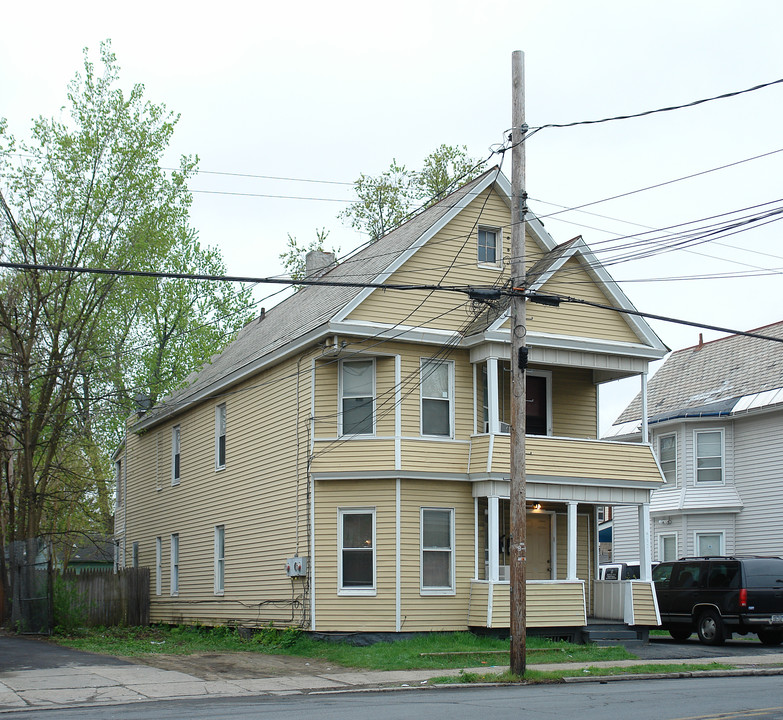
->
[613,320,783,429]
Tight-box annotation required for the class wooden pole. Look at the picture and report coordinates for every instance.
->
[509,49,527,677]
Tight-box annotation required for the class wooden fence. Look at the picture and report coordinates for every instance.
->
[59,567,150,627]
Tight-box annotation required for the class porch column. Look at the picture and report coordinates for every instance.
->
[638,503,652,581]
[488,496,500,582]
[641,372,649,444]
[567,501,578,580]
[487,358,499,434]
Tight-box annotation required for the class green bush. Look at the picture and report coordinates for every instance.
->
[52,575,89,635]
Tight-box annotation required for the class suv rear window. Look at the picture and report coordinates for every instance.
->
[743,559,783,588]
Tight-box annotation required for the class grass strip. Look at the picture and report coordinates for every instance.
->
[430,662,735,685]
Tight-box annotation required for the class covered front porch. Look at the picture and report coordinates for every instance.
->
[467,491,659,632]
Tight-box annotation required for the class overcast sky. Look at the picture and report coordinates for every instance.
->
[3,0,782,431]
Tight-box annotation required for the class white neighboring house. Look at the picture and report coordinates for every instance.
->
[607,321,783,563]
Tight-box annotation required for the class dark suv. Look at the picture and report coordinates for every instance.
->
[652,556,783,645]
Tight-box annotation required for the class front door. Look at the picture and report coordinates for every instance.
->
[527,512,552,579]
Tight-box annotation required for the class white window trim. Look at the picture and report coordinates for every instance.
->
[155,537,162,596]
[170,533,179,596]
[658,532,678,562]
[694,530,724,557]
[693,428,725,485]
[338,358,376,437]
[172,425,181,486]
[657,432,677,484]
[215,404,226,471]
[523,368,553,436]
[420,507,456,595]
[338,507,376,596]
[477,225,502,268]
[420,358,455,438]
[214,525,225,595]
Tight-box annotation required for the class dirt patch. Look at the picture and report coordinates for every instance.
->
[129,651,348,681]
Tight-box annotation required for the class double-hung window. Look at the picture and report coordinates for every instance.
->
[421,358,453,437]
[478,227,501,266]
[170,533,179,596]
[155,537,162,595]
[658,433,677,483]
[115,459,123,507]
[214,525,225,595]
[421,508,454,593]
[340,359,374,436]
[695,429,723,483]
[215,404,226,470]
[339,508,375,594]
[172,426,181,486]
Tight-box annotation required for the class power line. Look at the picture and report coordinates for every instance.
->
[531,78,783,131]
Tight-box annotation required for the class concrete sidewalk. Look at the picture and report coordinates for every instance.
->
[1,652,783,713]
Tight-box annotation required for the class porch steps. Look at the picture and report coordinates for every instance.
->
[582,621,648,648]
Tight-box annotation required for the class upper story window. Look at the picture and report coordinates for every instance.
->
[339,508,375,594]
[215,404,226,470]
[658,433,677,483]
[340,359,375,436]
[171,426,181,486]
[695,429,724,483]
[478,227,501,266]
[479,361,551,435]
[421,358,453,437]
[421,508,455,594]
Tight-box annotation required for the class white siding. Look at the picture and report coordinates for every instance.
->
[733,411,783,555]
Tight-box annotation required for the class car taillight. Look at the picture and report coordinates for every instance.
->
[739,588,748,609]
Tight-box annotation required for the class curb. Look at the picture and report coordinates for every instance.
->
[562,667,783,684]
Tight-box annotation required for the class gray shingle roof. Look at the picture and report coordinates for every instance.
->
[135,169,499,428]
[614,321,783,425]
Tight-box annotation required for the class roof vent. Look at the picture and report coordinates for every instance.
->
[257,307,265,323]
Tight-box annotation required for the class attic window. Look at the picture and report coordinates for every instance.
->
[478,227,501,266]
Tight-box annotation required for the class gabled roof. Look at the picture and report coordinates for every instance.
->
[613,321,783,428]
[135,169,504,430]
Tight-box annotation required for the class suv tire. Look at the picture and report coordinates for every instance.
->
[697,609,725,645]
[757,629,783,646]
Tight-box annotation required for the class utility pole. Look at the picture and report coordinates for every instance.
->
[509,49,527,677]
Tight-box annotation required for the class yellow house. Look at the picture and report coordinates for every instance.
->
[115,169,667,639]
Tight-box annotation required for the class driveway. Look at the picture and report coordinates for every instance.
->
[0,633,134,672]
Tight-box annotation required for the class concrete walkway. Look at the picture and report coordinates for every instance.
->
[1,652,783,712]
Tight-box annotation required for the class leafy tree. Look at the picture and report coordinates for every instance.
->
[278,228,337,288]
[0,41,251,555]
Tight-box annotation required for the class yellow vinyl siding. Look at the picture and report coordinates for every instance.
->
[467,582,490,626]
[398,480,474,632]
[527,258,641,343]
[631,582,660,625]
[487,435,664,483]
[124,355,312,626]
[347,189,540,331]
[312,480,397,631]
[549,366,597,438]
[311,439,397,474]
[479,582,586,628]
[399,439,470,474]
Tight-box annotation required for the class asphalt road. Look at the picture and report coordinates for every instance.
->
[640,634,783,660]
[5,675,783,720]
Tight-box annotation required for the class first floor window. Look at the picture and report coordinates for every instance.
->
[421,358,453,437]
[214,525,225,594]
[170,534,179,595]
[115,459,123,507]
[658,434,677,483]
[215,404,226,469]
[339,508,375,592]
[172,426,181,485]
[659,533,677,562]
[155,537,162,596]
[421,508,454,592]
[695,429,723,483]
[340,359,375,435]
[696,532,723,557]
